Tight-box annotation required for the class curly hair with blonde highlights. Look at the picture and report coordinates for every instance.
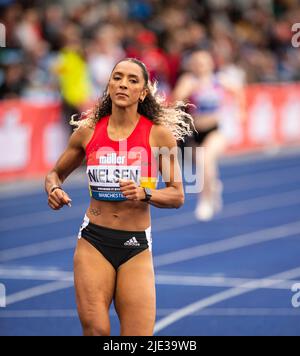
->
[70,58,194,141]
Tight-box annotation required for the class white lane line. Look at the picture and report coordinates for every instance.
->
[153,189,300,233]
[0,309,78,318]
[1,190,300,263]
[156,308,300,317]
[0,266,73,281]
[154,220,300,267]
[0,236,75,263]
[1,159,300,232]
[184,165,300,198]
[1,265,299,307]
[0,308,299,318]
[155,274,297,290]
[0,153,298,202]
[0,266,297,291]
[224,167,300,193]
[154,266,300,334]
[0,186,85,208]
[0,205,87,233]
[0,171,87,199]
[5,280,74,306]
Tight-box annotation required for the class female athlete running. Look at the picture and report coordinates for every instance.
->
[173,50,245,220]
[45,58,192,336]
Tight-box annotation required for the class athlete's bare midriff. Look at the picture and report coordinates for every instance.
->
[86,198,151,230]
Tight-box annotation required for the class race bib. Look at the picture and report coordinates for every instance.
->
[87,152,142,201]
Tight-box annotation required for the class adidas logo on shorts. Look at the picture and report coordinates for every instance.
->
[124,237,140,247]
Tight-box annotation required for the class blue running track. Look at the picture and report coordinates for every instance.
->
[0,150,300,335]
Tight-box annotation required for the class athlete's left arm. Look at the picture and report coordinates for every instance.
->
[150,125,185,209]
[120,125,185,209]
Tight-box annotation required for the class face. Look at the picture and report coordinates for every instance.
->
[189,51,214,76]
[108,61,148,108]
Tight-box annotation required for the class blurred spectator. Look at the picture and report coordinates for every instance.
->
[0,0,300,105]
[87,24,125,99]
[127,29,171,94]
[15,7,43,52]
[52,22,92,128]
[23,40,60,102]
[42,4,65,51]
[127,0,153,21]
[0,63,27,99]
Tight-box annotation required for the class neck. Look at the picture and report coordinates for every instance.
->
[110,105,140,127]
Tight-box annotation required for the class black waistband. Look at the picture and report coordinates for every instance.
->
[81,222,148,248]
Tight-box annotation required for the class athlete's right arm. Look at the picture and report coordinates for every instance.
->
[172,74,195,101]
[45,127,88,210]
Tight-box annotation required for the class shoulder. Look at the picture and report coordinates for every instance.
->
[178,72,196,83]
[150,124,177,148]
[173,73,197,100]
[176,73,197,89]
[69,124,95,150]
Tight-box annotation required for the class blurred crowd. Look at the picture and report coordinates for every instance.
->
[0,0,300,109]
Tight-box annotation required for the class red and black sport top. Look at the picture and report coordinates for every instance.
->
[85,115,158,201]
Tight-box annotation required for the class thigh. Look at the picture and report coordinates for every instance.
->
[203,130,227,159]
[114,249,156,336]
[74,238,116,324]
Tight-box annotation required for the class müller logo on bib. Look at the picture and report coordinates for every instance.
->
[97,151,142,166]
[99,153,126,165]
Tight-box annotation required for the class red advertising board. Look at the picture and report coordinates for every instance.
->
[222,84,300,153]
[0,100,67,181]
[0,84,300,181]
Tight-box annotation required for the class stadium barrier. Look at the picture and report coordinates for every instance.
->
[0,84,299,181]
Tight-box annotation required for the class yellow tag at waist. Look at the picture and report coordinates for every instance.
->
[139,177,157,189]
